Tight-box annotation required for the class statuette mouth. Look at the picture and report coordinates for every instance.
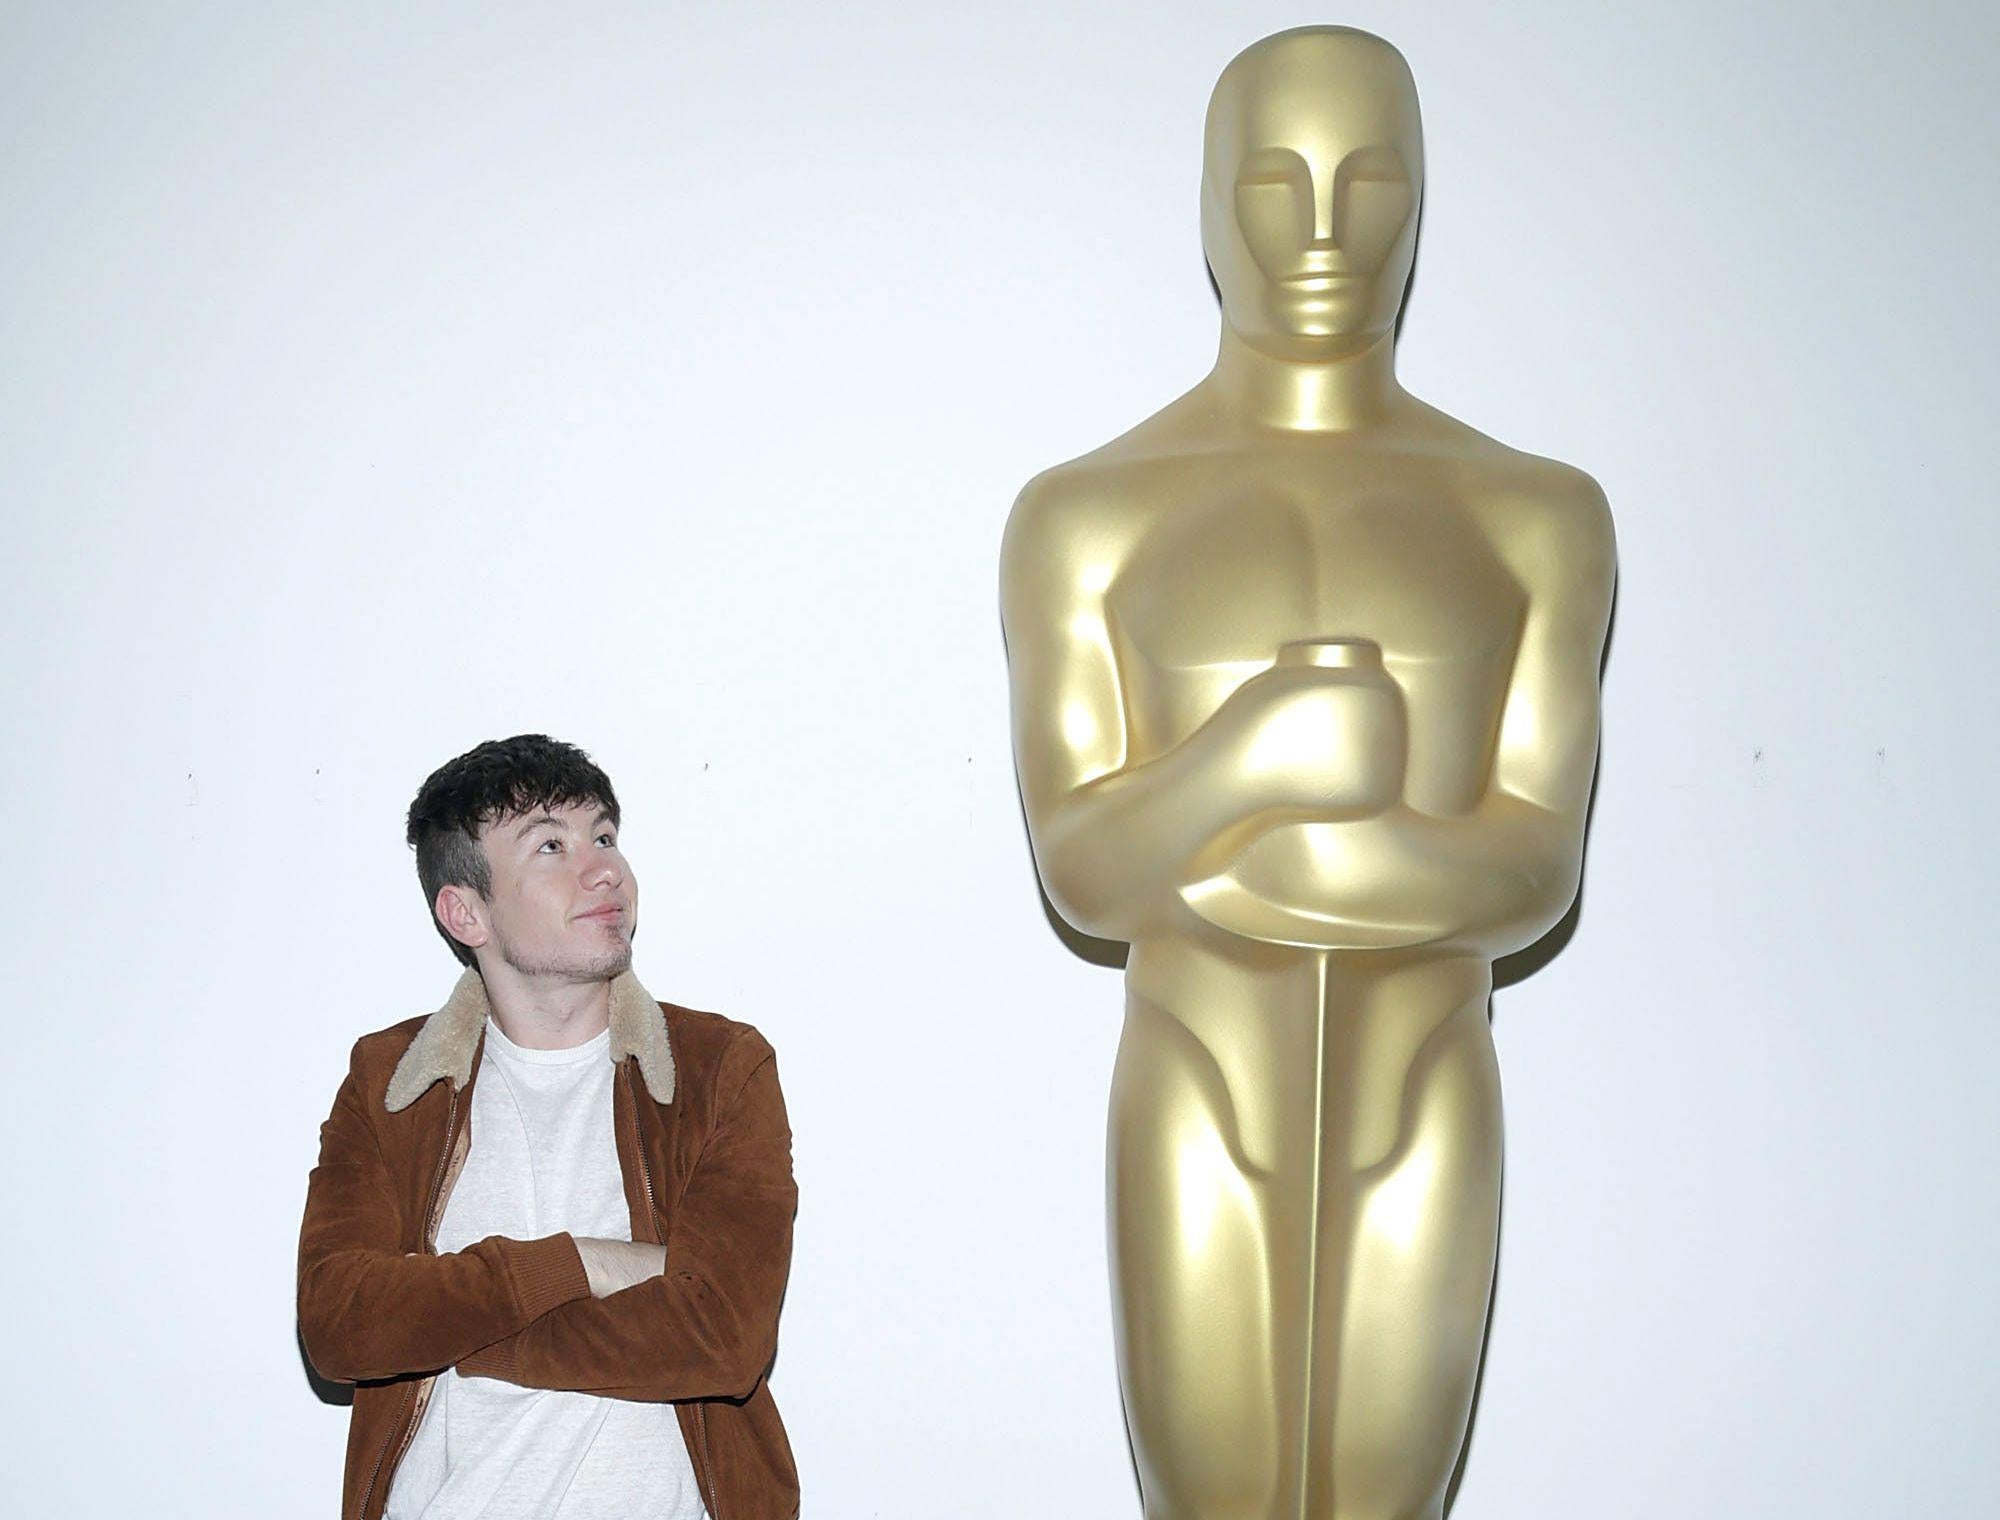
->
[1275,637,1385,670]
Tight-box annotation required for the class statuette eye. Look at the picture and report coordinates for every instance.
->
[1237,146,1312,189]
[1236,147,1315,248]
[1336,145,1407,185]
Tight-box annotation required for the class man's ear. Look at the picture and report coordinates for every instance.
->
[435,884,489,953]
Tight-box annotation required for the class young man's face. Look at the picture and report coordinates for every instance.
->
[461,798,638,982]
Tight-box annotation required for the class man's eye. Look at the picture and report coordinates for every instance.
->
[597,833,616,846]
[538,839,562,853]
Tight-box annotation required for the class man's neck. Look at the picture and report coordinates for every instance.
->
[474,961,614,1051]
[1208,324,1404,432]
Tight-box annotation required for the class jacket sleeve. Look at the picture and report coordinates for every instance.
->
[296,1039,594,1383]
[454,1031,796,1402]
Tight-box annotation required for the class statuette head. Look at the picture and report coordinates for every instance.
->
[1202,27,1424,359]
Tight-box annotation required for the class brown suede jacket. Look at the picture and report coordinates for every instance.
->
[297,966,798,1519]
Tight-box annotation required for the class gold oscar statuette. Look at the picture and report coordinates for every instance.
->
[1001,26,1617,1519]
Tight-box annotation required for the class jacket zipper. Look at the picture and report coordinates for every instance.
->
[624,1062,720,1520]
[624,1061,659,1225]
[356,1085,462,1520]
[695,1403,718,1520]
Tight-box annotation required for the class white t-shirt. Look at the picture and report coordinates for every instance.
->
[385,1018,707,1519]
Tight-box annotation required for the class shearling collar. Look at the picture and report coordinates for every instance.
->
[384,965,676,1113]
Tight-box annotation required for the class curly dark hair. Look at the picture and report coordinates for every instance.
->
[405,734,622,967]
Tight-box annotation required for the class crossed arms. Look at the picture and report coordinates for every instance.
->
[297,1028,795,1403]
[1000,469,1617,956]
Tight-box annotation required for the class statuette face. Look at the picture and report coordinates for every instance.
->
[1203,30,1423,356]
[1001,24,1615,1520]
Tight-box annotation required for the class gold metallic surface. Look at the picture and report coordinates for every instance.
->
[1000,27,1616,1519]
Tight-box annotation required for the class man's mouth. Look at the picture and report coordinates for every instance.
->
[576,905,626,922]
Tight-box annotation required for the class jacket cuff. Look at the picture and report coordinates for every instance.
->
[509,1231,591,1322]
[457,1335,523,1382]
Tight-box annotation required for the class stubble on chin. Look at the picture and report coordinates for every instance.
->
[499,934,634,983]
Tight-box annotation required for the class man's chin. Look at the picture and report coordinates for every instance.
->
[577,939,634,981]
[499,939,634,983]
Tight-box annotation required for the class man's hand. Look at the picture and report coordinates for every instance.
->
[573,1237,667,1299]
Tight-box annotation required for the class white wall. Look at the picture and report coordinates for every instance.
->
[3,2,1995,1514]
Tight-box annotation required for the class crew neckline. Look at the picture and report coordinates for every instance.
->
[481,1015,611,1067]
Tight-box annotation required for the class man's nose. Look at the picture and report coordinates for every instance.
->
[584,855,623,890]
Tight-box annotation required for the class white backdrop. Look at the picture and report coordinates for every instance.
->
[4,2,1995,1515]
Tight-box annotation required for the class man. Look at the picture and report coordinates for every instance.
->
[298,734,799,1519]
